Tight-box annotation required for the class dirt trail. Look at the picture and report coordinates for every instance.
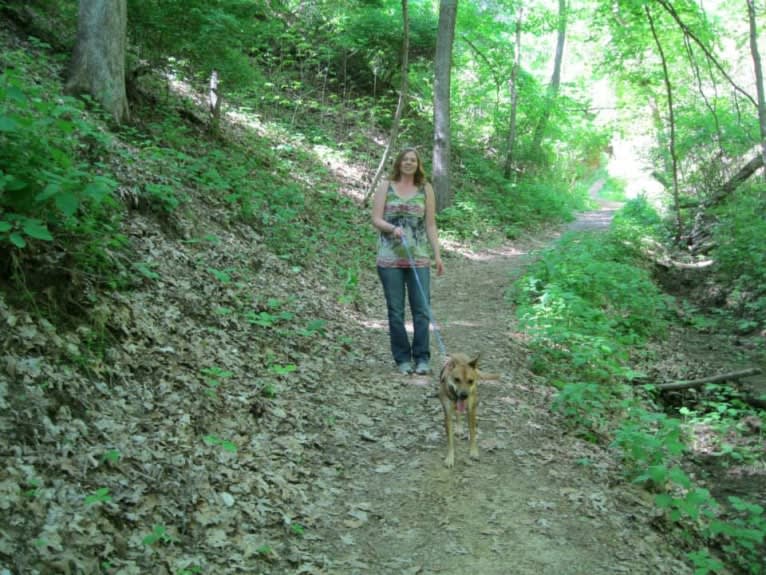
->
[310,200,692,574]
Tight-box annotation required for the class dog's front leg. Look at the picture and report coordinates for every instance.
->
[468,395,479,460]
[441,399,455,468]
[454,405,463,438]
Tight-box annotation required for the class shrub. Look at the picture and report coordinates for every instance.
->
[0,70,118,253]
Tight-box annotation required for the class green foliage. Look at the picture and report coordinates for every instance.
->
[142,524,174,546]
[611,195,664,241]
[514,203,764,573]
[331,2,437,91]
[201,366,233,397]
[687,548,725,575]
[710,189,766,330]
[290,522,306,537]
[84,487,112,506]
[613,409,686,475]
[708,497,766,575]
[0,70,118,251]
[588,170,625,202]
[512,227,669,383]
[203,435,237,453]
[438,151,589,241]
[268,363,297,377]
[127,0,267,87]
[550,382,610,435]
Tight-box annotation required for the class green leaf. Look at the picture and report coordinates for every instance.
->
[668,466,692,488]
[655,493,673,508]
[9,232,26,248]
[85,487,111,505]
[5,175,27,191]
[35,182,61,202]
[0,221,12,233]
[647,465,668,484]
[22,220,53,241]
[6,86,27,103]
[83,181,110,201]
[0,116,19,132]
[55,191,79,217]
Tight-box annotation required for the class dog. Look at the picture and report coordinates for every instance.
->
[438,353,499,468]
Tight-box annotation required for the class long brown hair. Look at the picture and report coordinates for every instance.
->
[390,147,427,186]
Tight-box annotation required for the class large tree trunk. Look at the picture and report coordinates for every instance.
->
[66,0,129,123]
[531,0,566,155]
[432,0,458,212]
[504,7,524,179]
[747,0,766,178]
[367,0,410,201]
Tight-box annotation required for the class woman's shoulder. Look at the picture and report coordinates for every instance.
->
[375,179,392,195]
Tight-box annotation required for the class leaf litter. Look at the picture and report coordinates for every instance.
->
[1,213,700,575]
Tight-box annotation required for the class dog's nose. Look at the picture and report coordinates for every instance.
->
[457,391,469,400]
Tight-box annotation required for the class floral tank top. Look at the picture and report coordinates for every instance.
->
[376,183,430,268]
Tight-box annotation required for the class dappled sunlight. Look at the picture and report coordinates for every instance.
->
[448,319,487,328]
[311,144,369,202]
[225,108,267,136]
[359,317,388,331]
[441,237,531,261]
[162,73,373,203]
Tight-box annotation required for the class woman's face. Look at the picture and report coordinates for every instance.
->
[399,151,419,175]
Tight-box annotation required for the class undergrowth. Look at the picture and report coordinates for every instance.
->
[710,188,766,332]
[438,149,589,241]
[511,197,766,574]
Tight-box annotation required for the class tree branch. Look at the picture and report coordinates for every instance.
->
[652,368,762,391]
[654,0,758,108]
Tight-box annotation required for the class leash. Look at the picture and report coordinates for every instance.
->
[400,234,448,359]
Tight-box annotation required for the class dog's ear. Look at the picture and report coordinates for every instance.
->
[469,353,482,369]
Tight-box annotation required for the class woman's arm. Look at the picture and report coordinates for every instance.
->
[424,183,444,275]
[372,180,404,237]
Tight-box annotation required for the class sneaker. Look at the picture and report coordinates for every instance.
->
[397,362,413,375]
[414,361,430,375]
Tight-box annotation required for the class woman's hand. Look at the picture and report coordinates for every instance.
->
[434,256,445,276]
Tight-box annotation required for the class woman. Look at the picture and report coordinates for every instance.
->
[371,147,444,375]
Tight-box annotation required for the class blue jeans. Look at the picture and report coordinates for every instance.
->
[377,266,431,366]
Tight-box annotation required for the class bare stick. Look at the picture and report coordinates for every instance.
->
[654,368,762,391]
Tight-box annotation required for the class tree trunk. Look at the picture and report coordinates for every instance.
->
[711,154,764,205]
[504,7,524,179]
[646,5,683,241]
[531,0,566,155]
[687,153,763,253]
[747,0,766,179]
[367,0,410,202]
[66,0,129,124]
[432,0,458,212]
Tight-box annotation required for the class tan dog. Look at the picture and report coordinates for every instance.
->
[438,353,498,468]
